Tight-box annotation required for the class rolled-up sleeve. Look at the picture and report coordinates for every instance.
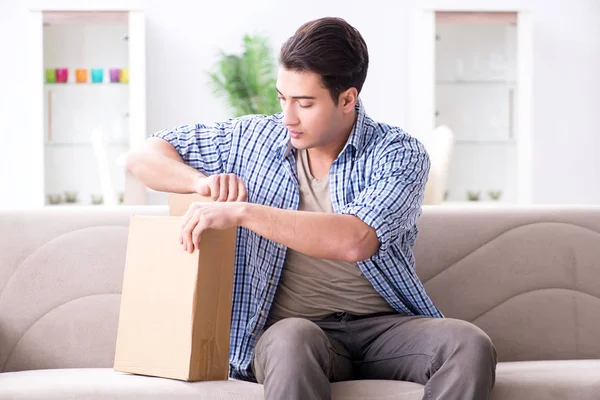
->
[341,134,430,252]
[150,119,237,176]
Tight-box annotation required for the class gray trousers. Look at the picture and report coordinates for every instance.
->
[252,313,497,400]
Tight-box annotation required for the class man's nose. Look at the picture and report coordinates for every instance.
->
[281,104,299,127]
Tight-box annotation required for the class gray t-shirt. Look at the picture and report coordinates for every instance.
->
[268,148,394,324]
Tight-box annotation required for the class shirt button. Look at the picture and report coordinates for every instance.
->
[277,243,283,249]
[268,279,274,285]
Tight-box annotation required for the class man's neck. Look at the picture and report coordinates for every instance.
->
[309,109,357,164]
[306,109,357,179]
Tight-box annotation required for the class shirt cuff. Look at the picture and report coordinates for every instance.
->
[341,205,391,253]
[150,128,177,143]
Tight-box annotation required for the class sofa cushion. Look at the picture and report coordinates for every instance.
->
[0,368,425,400]
[2,361,600,399]
[492,360,600,400]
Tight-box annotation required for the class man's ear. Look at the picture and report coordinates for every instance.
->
[339,88,358,113]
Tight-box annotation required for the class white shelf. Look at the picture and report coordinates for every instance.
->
[46,202,123,207]
[23,9,147,208]
[45,142,128,147]
[441,201,508,206]
[44,83,128,86]
[436,80,516,85]
[455,139,516,145]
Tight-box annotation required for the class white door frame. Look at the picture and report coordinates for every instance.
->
[407,6,533,204]
[26,4,146,206]
[25,10,45,207]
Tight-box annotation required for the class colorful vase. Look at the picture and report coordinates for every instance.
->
[91,68,104,83]
[119,68,129,83]
[45,68,56,83]
[56,68,68,83]
[75,68,88,83]
[109,68,120,83]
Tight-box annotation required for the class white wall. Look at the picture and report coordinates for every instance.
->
[1,0,599,207]
[530,1,600,204]
[0,1,37,207]
[142,0,410,130]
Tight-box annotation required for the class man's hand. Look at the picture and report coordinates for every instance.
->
[194,174,248,202]
[180,202,246,253]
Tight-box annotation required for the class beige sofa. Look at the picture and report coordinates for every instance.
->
[0,205,599,399]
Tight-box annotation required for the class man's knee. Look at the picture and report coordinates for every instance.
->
[260,318,328,352]
[439,319,497,367]
[254,318,330,375]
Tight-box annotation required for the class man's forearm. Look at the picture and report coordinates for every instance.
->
[126,150,205,194]
[239,203,379,262]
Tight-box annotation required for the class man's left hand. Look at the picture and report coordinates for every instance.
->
[180,202,246,253]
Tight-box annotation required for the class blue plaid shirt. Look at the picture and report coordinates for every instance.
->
[152,99,443,379]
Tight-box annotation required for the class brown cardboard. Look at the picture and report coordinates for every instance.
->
[114,214,236,381]
[168,193,213,217]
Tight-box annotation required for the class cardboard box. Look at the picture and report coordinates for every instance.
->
[114,212,236,381]
[168,193,212,217]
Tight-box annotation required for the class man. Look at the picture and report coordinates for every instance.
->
[126,17,496,400]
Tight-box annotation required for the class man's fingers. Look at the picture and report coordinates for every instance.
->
[228,175,238,202]
[238,180,248,202]
[209,176,220,201]
[200,174,247,202]
[181,204,195,228]
[180,205,196,248]
[197,179,210,197]
[191,225,201,251]
[191,215,209,251]
[182,214,200,253]
[217,175,228,202]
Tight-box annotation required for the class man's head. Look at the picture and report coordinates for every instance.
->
[276,17,369,153]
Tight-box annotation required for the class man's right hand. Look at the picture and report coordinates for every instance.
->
[194,174,248,202]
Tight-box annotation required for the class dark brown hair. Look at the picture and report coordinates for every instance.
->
[279,17,369,104]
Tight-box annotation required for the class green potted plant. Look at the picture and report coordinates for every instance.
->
[209,35,280,117]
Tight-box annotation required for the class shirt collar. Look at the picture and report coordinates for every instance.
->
[275,97,368,159]
[343,97,367,157]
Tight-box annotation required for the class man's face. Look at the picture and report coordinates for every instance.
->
[276,68,346,151]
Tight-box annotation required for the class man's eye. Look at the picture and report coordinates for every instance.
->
[278,97,285,102]
[299,103,312,109]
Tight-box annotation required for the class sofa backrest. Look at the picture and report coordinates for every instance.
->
[415,205,600,363]
[1,205,599,372]
[0,207,166,373]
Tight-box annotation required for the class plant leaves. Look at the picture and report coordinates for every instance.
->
[209,35,280,117]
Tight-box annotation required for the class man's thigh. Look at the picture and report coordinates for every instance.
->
[252,318,353,383]
[349,314,491,383]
